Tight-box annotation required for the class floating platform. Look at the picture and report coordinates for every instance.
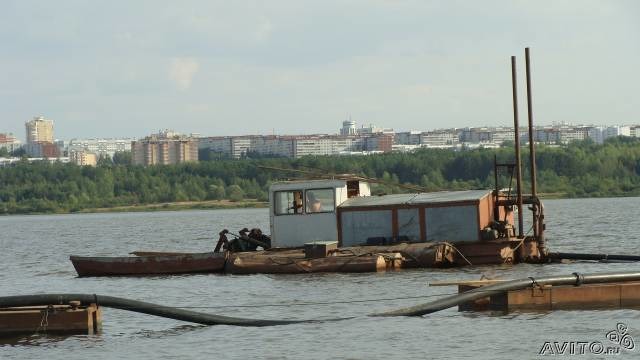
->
[70,237,544,277]
[432,280,640,312]
[0,302,101,336]
[225,246,406,274]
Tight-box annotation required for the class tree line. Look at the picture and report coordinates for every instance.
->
[1,137,639,214]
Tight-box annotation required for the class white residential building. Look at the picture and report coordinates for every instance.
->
[421,130,460,147]
[395,131,422,145]
[67,138,133,158]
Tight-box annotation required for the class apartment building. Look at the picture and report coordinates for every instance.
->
[69,149,98,166]
[132,131,198,166]
[25,116,54,144]
[0,133,22,154]
[421,130,460,147]
[68,138,133,158]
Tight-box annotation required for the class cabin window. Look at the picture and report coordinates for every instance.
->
[305,188,335,213]
[346,180,360,198]
[274,190,303,215]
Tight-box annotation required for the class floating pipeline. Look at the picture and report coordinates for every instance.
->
[373,271,640,317]
[0,294,308,327]
[2,271,640,329]
[548,252,640,262]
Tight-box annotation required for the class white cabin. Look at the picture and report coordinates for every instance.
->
[269,179,370,248]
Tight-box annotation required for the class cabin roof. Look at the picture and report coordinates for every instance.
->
[338,190,492,208]
[270,179,348,191]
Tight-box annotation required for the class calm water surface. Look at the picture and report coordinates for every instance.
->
[1,198,639,359]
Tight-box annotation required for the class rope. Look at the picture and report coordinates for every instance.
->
[507,239,526,264]
[36,305,52,334]
[442,242,473,266]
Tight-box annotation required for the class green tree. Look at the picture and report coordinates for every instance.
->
[227,185,244,202]
[113,151,132,165]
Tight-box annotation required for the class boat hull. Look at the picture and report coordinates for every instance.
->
[70,252,227,277]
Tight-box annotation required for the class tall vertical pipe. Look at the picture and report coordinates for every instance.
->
[493,155,500,222]
[525,47,538,238]
[511,56,524,238]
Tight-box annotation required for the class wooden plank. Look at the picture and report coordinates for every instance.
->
[430,279,506,287]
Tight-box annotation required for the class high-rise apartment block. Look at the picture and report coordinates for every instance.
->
[25,116,54,144]
[24,116,59,157]
[132,130,198,166]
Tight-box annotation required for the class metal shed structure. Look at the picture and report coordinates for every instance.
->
[337,190,497,247]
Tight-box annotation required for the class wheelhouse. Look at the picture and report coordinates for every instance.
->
[269,179,370,247]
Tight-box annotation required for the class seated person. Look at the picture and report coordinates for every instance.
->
[291,199,303,213]
[306,193,322,213]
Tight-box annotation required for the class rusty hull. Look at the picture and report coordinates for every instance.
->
[0,303,101,336]
[70,252,227,277]
[456,281,640,313]
[452,237,543,266]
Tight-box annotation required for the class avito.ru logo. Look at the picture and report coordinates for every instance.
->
[539,323,635,356]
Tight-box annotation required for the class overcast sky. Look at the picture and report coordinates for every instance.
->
[1,0,638,140]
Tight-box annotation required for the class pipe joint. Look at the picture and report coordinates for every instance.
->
[572,272,584,286]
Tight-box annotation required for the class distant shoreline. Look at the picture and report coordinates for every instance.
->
[79,199,269,214]
[1,200,268,216]
[6,192,640,216]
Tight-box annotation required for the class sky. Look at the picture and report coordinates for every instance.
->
[1,0,639,141]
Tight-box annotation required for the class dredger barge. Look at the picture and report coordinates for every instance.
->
[71,156,548,276]
[70,48,550,277]
[70,48,637,277]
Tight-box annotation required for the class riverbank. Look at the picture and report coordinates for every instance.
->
[4,192,637,216]
[79,199,268,213]
[0,199,268,216]
[5,192,640,216]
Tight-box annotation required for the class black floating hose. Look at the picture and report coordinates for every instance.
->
[0,294,312,327]
[549,252,640,262]
[2,271,640,327]
[373,271,640,317]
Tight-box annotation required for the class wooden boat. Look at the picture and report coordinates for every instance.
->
[70,252,227,277]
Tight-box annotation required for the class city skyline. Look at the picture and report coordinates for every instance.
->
[1,1,639,139]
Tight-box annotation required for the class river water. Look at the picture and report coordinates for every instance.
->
[1,197,639,359]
